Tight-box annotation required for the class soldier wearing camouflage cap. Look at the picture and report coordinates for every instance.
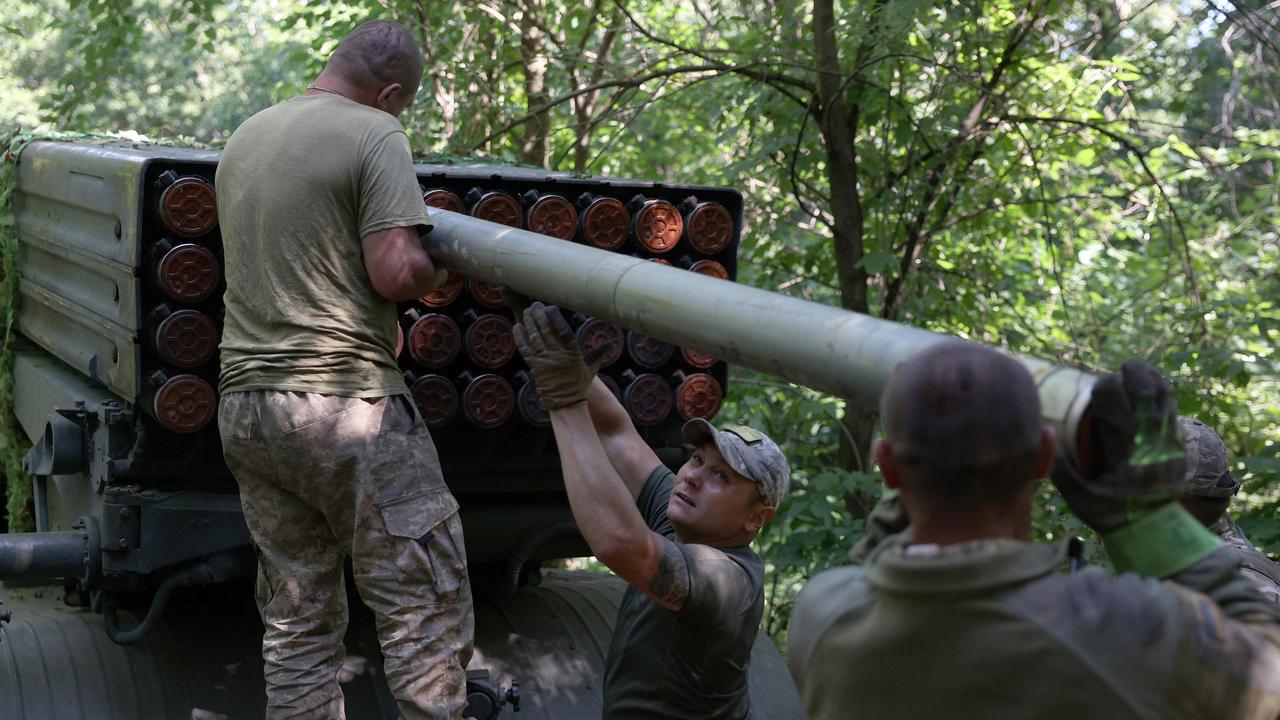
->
[1178,417,1280,603]
[511,301,789,720]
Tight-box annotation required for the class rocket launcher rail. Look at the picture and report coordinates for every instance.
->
[427,210,1097,458]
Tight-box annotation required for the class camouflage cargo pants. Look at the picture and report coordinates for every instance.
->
[219,391,473,720]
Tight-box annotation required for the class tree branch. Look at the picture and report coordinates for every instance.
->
[1004,113,1205,332]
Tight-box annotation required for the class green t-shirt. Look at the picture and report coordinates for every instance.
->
[215,93,432,397]
[602,467,765,720]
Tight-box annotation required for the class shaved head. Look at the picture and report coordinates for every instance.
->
[880,342,1044,506]
[326,20,424,95]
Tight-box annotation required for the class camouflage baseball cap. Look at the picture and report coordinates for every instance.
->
[1179,416,1239,498]
[681,419,790,507]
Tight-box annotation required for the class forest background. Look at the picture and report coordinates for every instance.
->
[1,0,1277,648]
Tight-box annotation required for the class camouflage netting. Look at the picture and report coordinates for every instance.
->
[1,130,36,532]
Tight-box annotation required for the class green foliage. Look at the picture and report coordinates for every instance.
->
[0,0,1276,650]
[1,129,36,531]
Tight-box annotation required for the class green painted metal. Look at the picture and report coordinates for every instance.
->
[0,570,805,719]
[426,209,1097,456]
[11,142,220,402]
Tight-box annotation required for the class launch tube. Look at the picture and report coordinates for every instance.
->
[426,210,1097,456]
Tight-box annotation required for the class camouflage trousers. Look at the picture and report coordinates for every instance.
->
[219,391,474,720]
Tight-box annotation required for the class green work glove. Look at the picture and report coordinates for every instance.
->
[512,302,615,410]
[1051,359,1218,576]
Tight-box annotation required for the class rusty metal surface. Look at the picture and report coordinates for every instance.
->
[461,374,514,428]
[578,196,629,250]
[622,373,672,427]
[625,331,675,369]
[689,259,728,280]
[423,188,466,213]
[426,211,1098,454]
[150,373,217,433]
[631,199,682,254]
[152,309,217,369]
[157,176,218,238]
[154,243,219,303]
[575,319,623,368]
[464,314,516,369]
[681,347,717,369]
[410,374,459,429]
[470,191,522,228]
[516,376,551,427]
[408,313,461,369]
[685,201,733,255]
[468,278,507,309]
[421,270,464,308]
[674,372,723,421]
[526,194,578,240]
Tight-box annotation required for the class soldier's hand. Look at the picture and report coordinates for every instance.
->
[1051,359,1185,534]
[513,302,616,410]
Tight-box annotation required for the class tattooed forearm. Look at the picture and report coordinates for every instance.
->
[647,539,690,611]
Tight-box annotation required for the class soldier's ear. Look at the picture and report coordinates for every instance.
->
[745,505,774,534]
[1033,425,1056,479]
[876,439,902,489]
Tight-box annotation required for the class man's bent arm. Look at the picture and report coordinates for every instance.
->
[584,378,662,501]
[551,403,689,611]
[362,226,440,301]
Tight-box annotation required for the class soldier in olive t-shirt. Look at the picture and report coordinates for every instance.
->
[509,303,792,720]
[215,20,473,720]
[217,91,428,396]
[603,466,766,719]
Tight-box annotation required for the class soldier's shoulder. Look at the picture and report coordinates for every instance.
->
[1005,565,1180,630]
[797,565,870,605]
[789,566,872,673]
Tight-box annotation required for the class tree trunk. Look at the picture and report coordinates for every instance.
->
[813,0,875,471]
[519,0,551,167]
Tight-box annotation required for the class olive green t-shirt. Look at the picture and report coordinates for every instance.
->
[602,466,765,720]
[215,93,431,397]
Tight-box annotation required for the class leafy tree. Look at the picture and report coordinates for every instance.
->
[1,0,1275,649]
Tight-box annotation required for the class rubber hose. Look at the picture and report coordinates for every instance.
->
[103,566,191,645]
[502,521,583,600]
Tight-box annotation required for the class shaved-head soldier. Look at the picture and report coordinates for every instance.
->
[789,343,1280,719]
[217,19,472,719]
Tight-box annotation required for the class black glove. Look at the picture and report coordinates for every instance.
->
[1050,359,1185,534]
[512,302,617,410]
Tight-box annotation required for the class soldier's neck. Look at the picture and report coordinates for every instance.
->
[904,502,1032,546]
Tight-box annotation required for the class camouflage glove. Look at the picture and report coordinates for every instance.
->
[513,302,615,410]
[1051,359,1218,576]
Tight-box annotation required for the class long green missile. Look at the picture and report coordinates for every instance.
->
[426,210,1096,456]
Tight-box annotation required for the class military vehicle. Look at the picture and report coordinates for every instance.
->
[0,140,1098,718]
[0,140,800,719]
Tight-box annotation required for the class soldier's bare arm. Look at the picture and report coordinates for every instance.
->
[585,377,663,501]
[549,402,689,611]
[362,226,441,301]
